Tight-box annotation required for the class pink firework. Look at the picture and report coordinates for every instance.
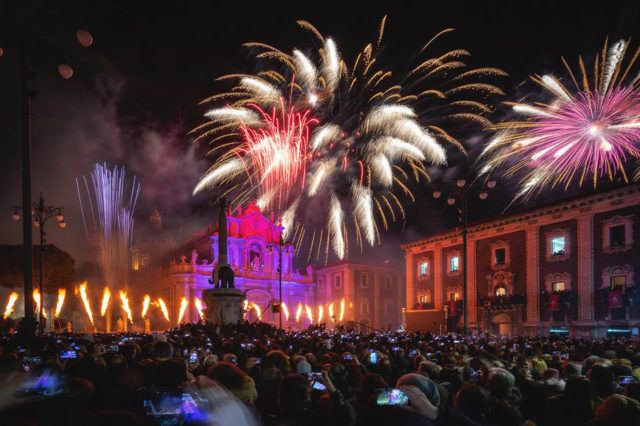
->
[482,39,640,199]
[236,103,318,212]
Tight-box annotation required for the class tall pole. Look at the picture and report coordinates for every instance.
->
[21,35,35,339]
[38,195,45,335]
[462,192,469,334]
[278,242,283,329]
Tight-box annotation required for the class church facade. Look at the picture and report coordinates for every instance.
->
[164,203,315,327]
[402,184,640,337]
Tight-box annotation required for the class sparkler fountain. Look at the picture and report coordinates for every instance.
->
[202,197,246,325]
[76,163,140,332]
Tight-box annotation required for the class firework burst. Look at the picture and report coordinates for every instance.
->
[481,39,640,200]
[193,18,504,259]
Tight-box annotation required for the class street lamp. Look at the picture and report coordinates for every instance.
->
[267,234,290,329]
[1,21,92,339]
[12,194,66,335]
[432,177,497,334]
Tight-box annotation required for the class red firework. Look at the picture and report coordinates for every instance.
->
[236,102,318,211]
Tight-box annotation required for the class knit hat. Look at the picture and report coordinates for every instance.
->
[396,373,441,407]
[296,359,312,375]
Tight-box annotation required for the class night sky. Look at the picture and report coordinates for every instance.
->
[1,0,639,267]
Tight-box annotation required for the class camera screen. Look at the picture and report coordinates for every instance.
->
[376,389,409,406]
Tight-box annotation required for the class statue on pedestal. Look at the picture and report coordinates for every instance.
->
[209,198,235,289]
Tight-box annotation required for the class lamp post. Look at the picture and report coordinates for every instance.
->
[2,22,92,339]
[12,194,66,335]
[268,234,289,329]
[432,177,497,334]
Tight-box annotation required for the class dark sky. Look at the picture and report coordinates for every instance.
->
[1,0,639,266]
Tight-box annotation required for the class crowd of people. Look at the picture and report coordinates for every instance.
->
[0,321,639,425]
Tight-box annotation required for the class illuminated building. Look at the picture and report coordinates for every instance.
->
[403,185,640,337]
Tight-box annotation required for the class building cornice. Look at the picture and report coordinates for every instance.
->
[402,184,640,253]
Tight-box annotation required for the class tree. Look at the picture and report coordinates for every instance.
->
[0,245,75,292]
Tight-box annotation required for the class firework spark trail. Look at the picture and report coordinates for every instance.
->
[305,304,313,323]
[295,303,303,322]
[281,302,290,321]
[55,289,66,318]
[100,287,111,317]
[481,39,640,199]
[177,297,188,324]
[78,282,94,325]
[157,298,170,322]
[194,297,205,321]
[3,292,18,319]
[141,294,151,318]
[77,164,140,292]
[328,195,346,259]
[33,289,46,319]
[193,18,503,260]
[119,291,133,324]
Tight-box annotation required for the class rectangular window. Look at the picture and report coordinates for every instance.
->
[334,275,342,289]
[449,256,460,272]
[385,301,393,315]
[610,275,626,288]
[494,248,506,265]
[419,294,430,304]
[609,225,626,246]
[552,282,565,292]
[551,236,566,255]
[450,292,460,301]
[418,262,428,277]
[384,276,392,289]
[361,301,369,314]
[361,274,368,288]
[318,279,324,290]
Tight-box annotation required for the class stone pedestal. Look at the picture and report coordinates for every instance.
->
[202,288,246,325]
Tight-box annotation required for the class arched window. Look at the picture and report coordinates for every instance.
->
[495,287,507,297]
[249,243,262,270]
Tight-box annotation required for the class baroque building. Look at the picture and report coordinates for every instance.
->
[402,184,640,337]
[130,203,404,330]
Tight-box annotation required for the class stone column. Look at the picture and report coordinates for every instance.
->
[466,237,478,327]
[433,247,443,309]
[524,227,540,333]
[405,251,414,309]
[577,214,595,324]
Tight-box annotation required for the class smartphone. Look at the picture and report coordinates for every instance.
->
[391,346,401,352]
[343,353,353,361]
[189,352,198,363]
[618,376,635,385]
[254,358,261,365]
[312,381,327,392]
[376,389,409,406]
[369,351,378,364]
[60,350,77,360]
[560,353,569,360]
[408,349,418,358]
[107,346,119,352]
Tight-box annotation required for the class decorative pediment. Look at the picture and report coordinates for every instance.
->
[600,264,634,289]
[544,272,572,292]
[486,269,515,297]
